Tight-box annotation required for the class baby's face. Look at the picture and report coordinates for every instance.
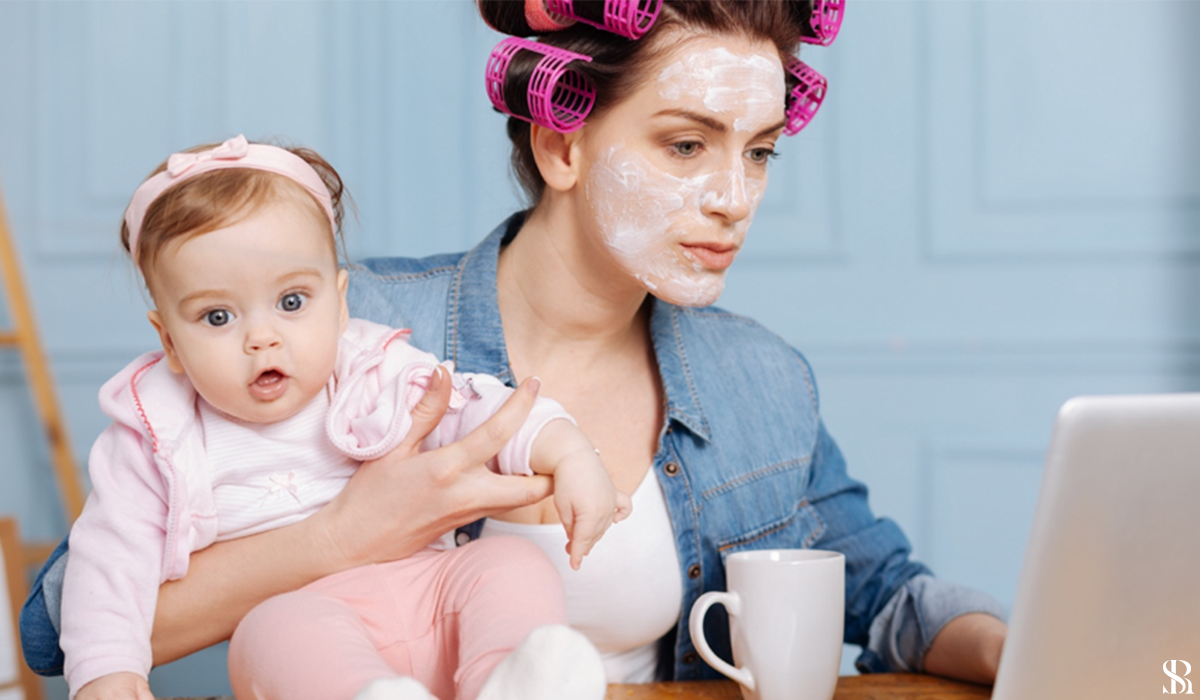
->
[147,199,347,424]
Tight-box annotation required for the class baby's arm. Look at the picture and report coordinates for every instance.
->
[443,375,631,568]
[527,419,632,569]
[62,424,170,699]
[328,329,629,565]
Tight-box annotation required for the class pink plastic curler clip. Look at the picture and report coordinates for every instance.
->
[545,0,663,40]
[801,0,844,46]
[783,56,827,136]
[525,0,574,32]
[486,37,595,133]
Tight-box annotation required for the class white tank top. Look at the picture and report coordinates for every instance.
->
[480,467,683,683]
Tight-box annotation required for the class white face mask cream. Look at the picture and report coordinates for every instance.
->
[582,45,783,307]
[586,144,767,307]
[657,47,786,133]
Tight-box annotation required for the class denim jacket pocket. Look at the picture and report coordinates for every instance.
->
[716,498,825,559]
[704,456,823,559]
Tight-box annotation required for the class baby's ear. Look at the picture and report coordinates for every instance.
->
[337,268,350,333]
[147,310,184,373]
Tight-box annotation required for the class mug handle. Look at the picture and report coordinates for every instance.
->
[688,591,755,692]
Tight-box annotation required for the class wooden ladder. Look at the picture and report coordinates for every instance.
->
[1,516,45,700]
[0,181,86,569]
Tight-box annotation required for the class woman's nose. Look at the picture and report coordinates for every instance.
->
[700,166,751,224]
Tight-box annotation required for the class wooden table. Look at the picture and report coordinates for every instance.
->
[169,674,991,700]
[603,674,992,699]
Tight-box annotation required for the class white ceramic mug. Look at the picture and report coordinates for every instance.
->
[689,549,845,700]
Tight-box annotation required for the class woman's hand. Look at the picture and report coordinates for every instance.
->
[151,369,551,665]
[74,672,155,700]
[308,369,555,569]
[923,612,1007,685]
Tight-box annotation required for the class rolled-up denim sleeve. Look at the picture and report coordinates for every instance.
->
[19,536,69,676]
[856,574,1007,673]
[802,420,1006,674]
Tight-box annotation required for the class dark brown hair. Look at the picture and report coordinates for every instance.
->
[479,0,809,204]
[121,141,348,280]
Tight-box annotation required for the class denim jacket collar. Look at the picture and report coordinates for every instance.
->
[448,213,711,442]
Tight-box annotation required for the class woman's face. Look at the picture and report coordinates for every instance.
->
[578,32,787,307]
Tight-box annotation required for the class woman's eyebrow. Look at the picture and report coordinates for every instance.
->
[653,108,727,133]
[754,119,789,138]
[654,110,789,139]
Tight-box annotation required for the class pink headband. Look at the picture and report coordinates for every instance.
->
[123,135,337,267]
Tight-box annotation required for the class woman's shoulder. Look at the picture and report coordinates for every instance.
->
[345,252,468,350]
[665,304,813,366]
[350,250,467,281]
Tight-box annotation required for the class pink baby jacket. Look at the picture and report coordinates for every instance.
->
[60,319,571,696]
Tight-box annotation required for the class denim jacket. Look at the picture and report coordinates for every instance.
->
[21,213,1004,680]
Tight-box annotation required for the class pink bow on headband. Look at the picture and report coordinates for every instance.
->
[123,134,338,269]
[166,135,251,177]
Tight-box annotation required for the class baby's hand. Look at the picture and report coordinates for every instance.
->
[530,420,633,569]
[75,672,155,700]
[553,447,633,569]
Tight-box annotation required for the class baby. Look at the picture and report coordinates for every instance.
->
[61,135,628,700]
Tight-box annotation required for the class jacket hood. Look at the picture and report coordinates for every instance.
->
[97,350,198,455]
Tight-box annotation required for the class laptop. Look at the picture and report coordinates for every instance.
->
[992,393,1200,699]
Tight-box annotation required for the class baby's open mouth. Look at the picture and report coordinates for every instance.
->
[249,369,289,401]
[254,369,285,386]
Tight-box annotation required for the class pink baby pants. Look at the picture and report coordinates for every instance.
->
[227,536,566,700]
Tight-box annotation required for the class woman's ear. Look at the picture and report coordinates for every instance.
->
[530,123,584,193]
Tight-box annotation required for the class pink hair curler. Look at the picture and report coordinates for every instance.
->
[802,0,844,46]
[486,37,595,133]
[783,55,827,136]
[525,0,575,32]
[545,0,662,40]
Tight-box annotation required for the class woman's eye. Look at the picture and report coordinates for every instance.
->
[204,309,232,327]
[747,147,779,164]
[671,141,702,158]
[279,293,306,312]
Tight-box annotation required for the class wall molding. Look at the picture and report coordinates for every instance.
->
[922,2,1200,261]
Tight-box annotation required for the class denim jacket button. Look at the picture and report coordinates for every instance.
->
[683,651,699,664]
[688,564,701,579]
[664,462,681,476]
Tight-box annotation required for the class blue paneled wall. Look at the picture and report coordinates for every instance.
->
[1,2,1197,697]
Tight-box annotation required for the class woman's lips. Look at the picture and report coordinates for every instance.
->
[249,370,288,401]
[681,243,737,271]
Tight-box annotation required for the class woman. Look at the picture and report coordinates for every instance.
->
[22,0,1006,687]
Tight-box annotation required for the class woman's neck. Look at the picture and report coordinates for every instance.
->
[496,204,652,375]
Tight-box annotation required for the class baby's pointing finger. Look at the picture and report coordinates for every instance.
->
[614,492,633,522]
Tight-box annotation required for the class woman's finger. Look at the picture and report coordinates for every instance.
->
[468,473,554,516]
[443,377,541,468]
[311,376,550,569]
[398,365,453,454]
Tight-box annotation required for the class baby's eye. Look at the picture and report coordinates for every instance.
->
[279,293,306,312]
[671,141,702,158]
[204,309,232,327]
